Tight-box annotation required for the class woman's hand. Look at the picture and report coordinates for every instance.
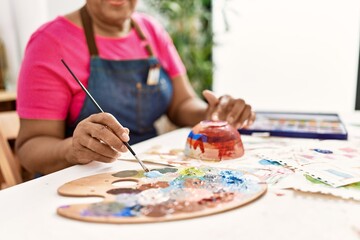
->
[69,113,130,165]
[203,90,256,129]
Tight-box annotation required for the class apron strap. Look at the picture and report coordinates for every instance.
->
[79,5,155,57]
[80,6,99,56]
[131,20,154,57]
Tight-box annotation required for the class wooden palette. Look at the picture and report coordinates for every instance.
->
[57,166,267,223]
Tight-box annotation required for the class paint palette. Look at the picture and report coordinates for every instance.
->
[57,166,267,223]
[239,112,348,140]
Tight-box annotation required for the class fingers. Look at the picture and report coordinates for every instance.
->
[203,90,233,121]
[202,90,218,106]
[88,113,130,143]
[88,122,127,152]
[73,137,119,164]
[202,90,219,120]
[71,113,130,165]
[247,111,256,126]
[226,99,246,125]
[224,98,252,129]
[235,104,252,129]
[203,90,255,129]
[213,95,231,121]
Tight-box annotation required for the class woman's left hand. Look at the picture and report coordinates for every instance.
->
[203,90,256,129]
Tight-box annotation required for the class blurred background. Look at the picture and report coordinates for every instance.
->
[0,0,360,115]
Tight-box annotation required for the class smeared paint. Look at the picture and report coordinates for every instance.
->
[112,170,140,178]
[145,170,163,178]
[259,159,281,166]
[59,205,70,209]
[199,192,235,207]
[167,200,205,213]
[154,167,178,174]
[220,170,244,185]
[299,154,314,159]
[339,147,357,153]
[72,166,264,219]
[107,188,141,195]
[137,181,170,190]
[312,149,333,154]
[168,188,213,202]
[115,193,139,207]
[81,202,126,217]
[326,169,354,179]
[141,204,170,217]
[305,175,329,186]
[345,181,360,190]
[275,192,284,197]
[138,188,170,205]
[178,167,206,178]
[113,207,135,217]
[184,178,205,188]
[305,174,360,189]
[187,131,206,153]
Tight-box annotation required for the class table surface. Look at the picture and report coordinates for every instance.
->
[1,123,360,240]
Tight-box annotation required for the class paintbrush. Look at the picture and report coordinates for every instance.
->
[117,158,175,167]
[61,59,150,172]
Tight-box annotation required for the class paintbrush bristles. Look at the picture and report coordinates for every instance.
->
[134,155,150,172]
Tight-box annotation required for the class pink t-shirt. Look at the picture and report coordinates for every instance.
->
[17,12,186,124]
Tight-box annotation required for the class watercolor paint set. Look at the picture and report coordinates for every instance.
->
[239,112,348,140]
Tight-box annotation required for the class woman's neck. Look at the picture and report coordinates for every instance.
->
[91,17,132,38]
[64,10,132,38]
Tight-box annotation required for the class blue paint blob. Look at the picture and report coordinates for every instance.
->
[113,207,135,217]
[188,131,208,142]
[131,204,143,212]
[169,178,184,188]
[259,159,281,166]
[145,170,163,178]
[312,148,333,154]
[220,170,244,185]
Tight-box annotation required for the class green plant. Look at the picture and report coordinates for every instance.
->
[145,0,213,96]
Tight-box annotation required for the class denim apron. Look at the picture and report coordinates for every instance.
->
[66,7,173,144]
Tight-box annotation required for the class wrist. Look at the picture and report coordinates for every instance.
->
[62,137,76,166]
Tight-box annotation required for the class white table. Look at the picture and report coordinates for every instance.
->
[1,128,360,240]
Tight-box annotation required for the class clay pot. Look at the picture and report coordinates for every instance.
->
[184,121,244,161]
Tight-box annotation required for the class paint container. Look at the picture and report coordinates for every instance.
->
[184,121,244,161]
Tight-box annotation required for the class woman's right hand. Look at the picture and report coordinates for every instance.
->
[68,113,130,165]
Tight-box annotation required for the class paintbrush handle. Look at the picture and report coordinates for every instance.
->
[61,59,149,172]
[123,142,135,155]
[61,59,104,112]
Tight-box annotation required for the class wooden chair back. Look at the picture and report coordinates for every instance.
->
[0,111,21,188]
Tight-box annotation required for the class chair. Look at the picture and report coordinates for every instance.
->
[0,111,21,188]
[154,115,178,135]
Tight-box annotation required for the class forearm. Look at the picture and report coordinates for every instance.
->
[17,136,74,175]
[170,97,208,127]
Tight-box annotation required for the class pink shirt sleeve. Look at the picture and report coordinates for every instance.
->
[17,28,73,121]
